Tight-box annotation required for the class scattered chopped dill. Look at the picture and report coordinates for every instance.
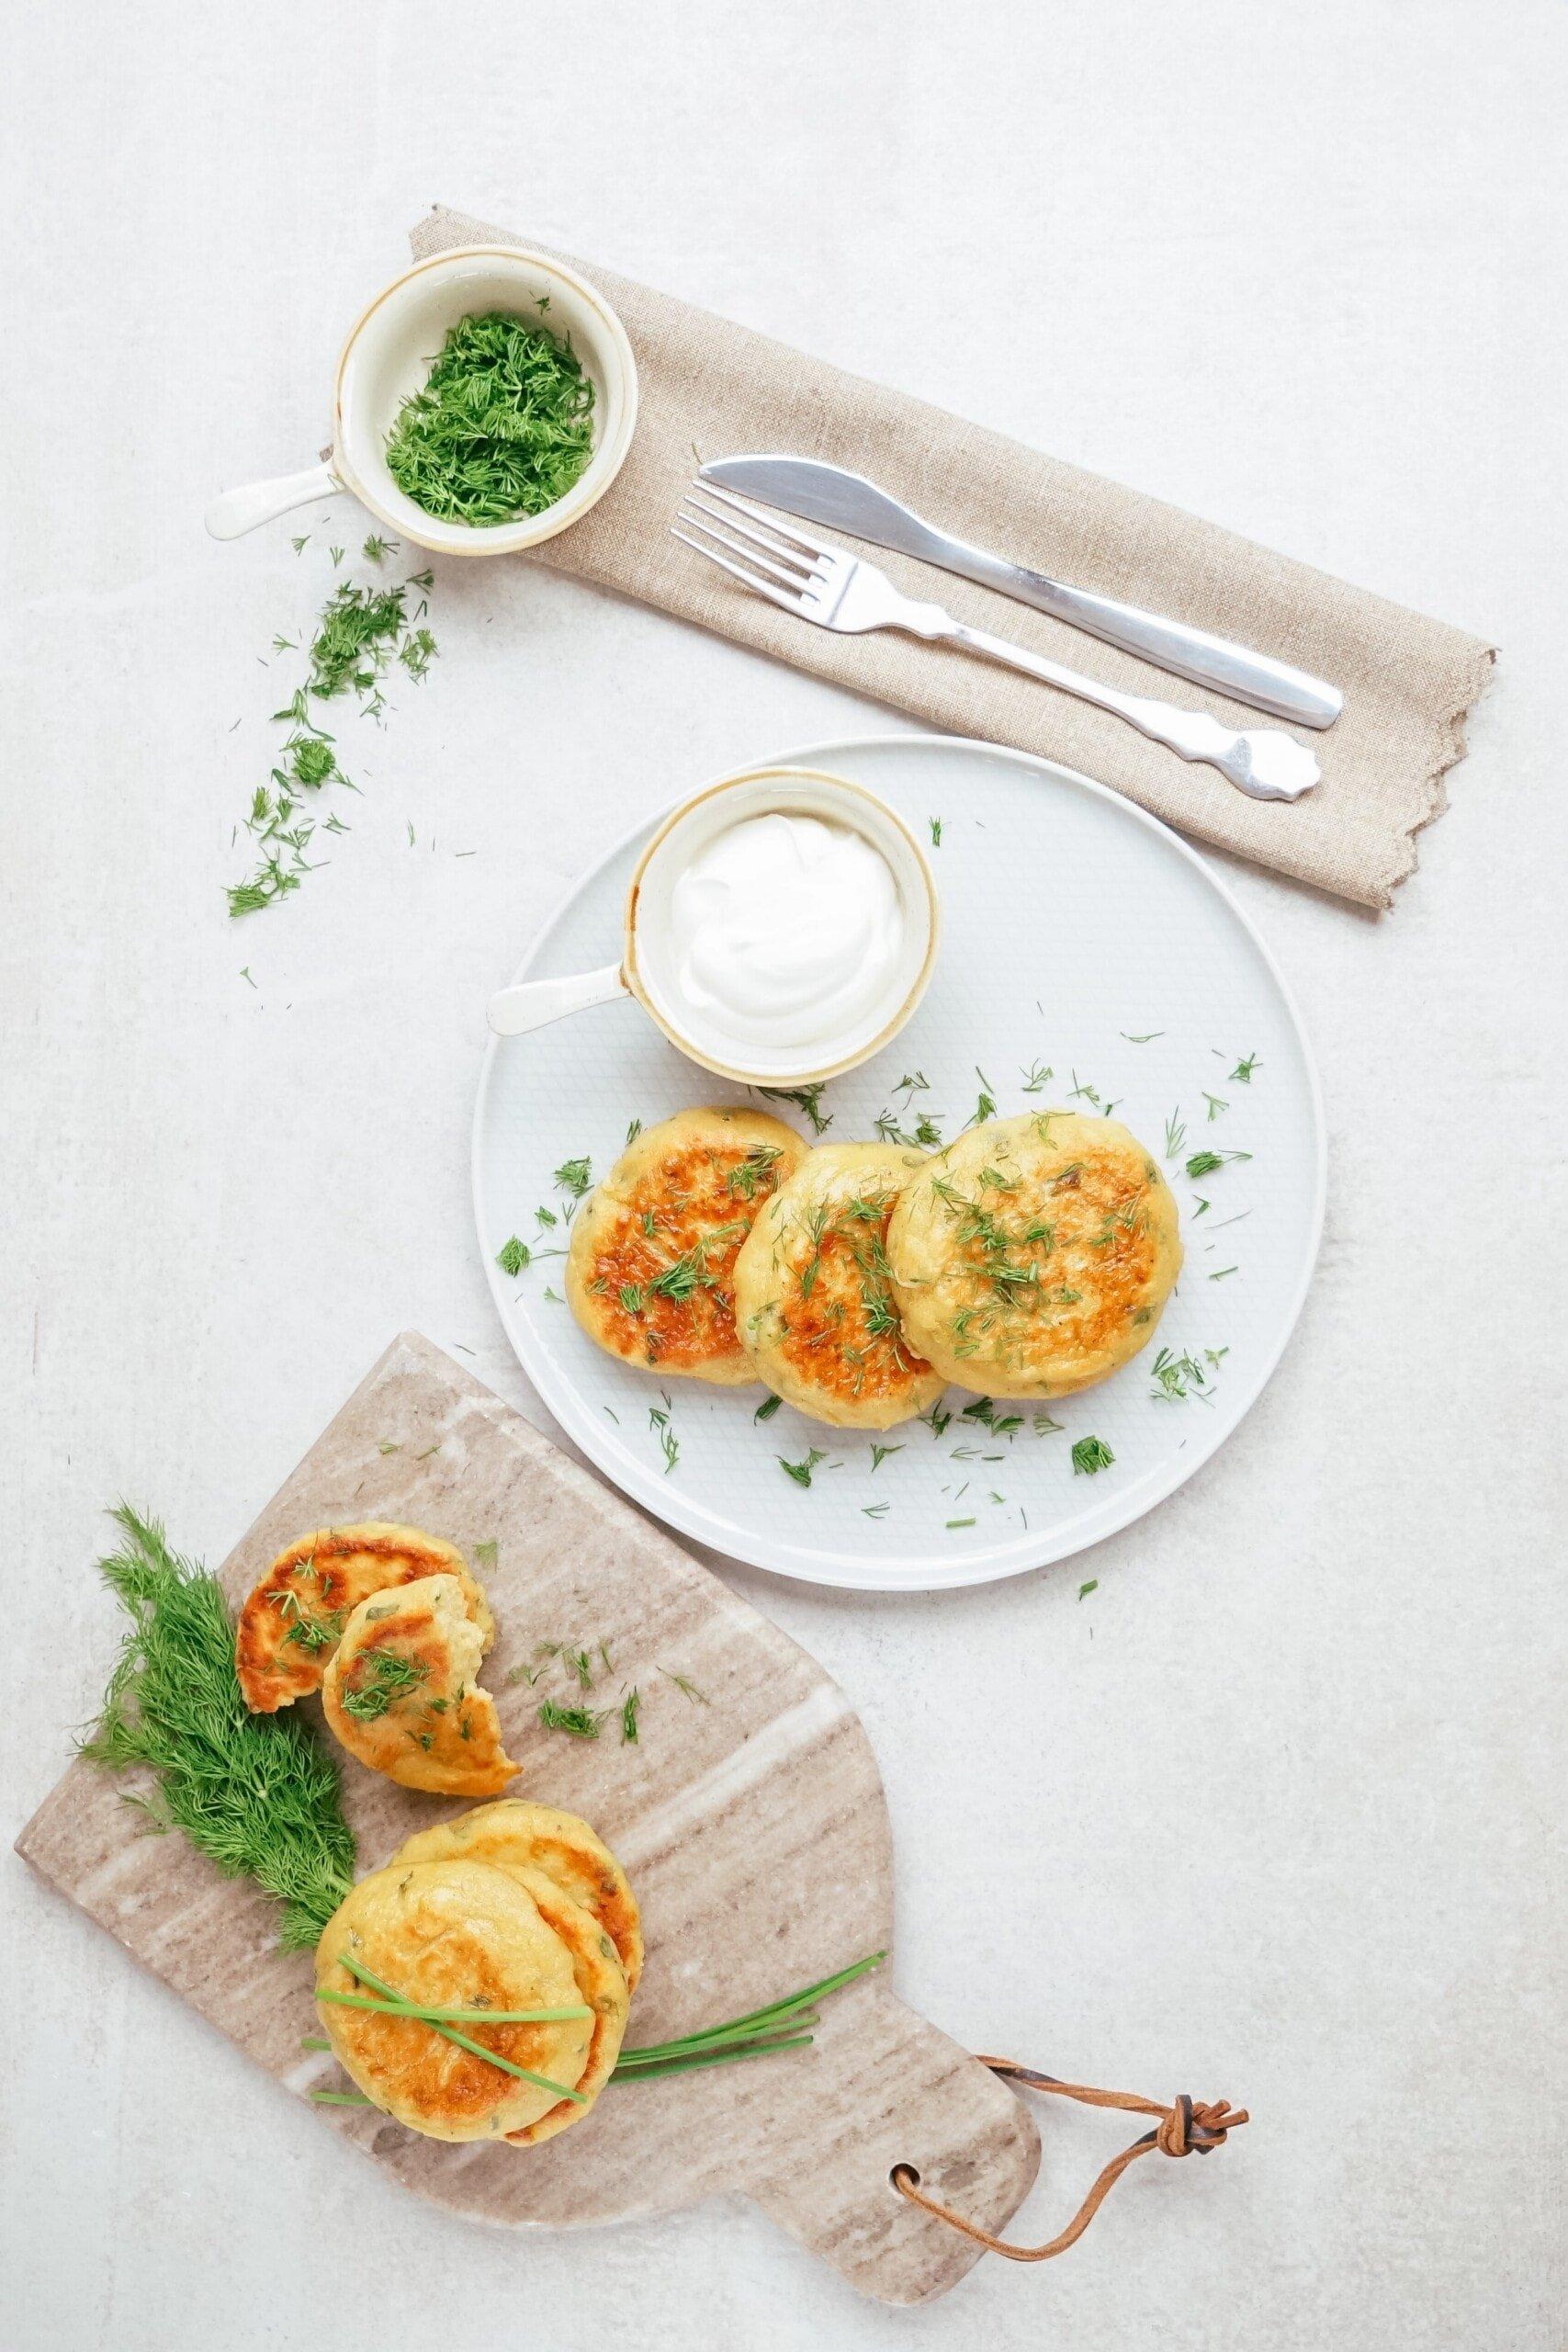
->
[1071,1435,1115,1476]
[1209,1265,1239,1281]
[339,1649,427,1722]
[554,1157,592,1198]
[620,1689,640,1744]
[753,1395,783,1423]
[1078,1578,1099,1600]
[946,1516,976,1530]
[384,311,596,526]
[1032,1411,1064,1434]
[496,1236,529,1276]
[1164,1109,1187,1160]
[538,1699,606,1738]
[1202,1093,1228,1122]
[659,1668,708,1704]
[869,1444,904,1472]
[1021,1060,1054,1092]
[1122,1030,1163,1044]
[378,1440,400,1456]
[79,1508,355,1949]
[649,1398,679,1475]
[228,560,438,919]
[626,1117,643,1143]
[778,1449,827,1487]
[929,817,943,847]
[1228,1052,1261,1082]
[919,1403,953,1438]
[1184,1149,1252,1181]
[965,1068,998,1127]
[760,1083,831,1135]
[863,1500,890,1519]
[362,534,398,564]
[472,1540,499,1570]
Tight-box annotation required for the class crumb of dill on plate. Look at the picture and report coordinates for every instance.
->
[384,311,596,526]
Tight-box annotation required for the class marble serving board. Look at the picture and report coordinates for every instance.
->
[17,1332,1038,2306]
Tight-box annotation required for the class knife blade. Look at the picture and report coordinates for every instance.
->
[699,454,1342,730]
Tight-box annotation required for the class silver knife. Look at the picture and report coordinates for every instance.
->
[699,454,1343,730]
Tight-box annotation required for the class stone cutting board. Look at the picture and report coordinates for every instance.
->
[17,1331,1040,2306]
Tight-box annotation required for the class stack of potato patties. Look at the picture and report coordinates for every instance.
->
[314,1799,642,2146]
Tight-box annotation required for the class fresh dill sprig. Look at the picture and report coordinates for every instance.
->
[759,1083,831,1135]
[496,1235,530,1276]
[1070,1436,1115,1476]
[778,1448,827,1487]
[649,1398,679,1475]
[1184,1149,1252,1181]
[929,817,943,847]
[554,1156,592,1199]
[620,1689,640,1745]
[79,1508,355,1949]
[384,311,596,526]
[753,1394,782,1423]
[537,1699,606,1738]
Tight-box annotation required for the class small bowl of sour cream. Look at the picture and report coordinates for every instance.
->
[487,766,939,1085]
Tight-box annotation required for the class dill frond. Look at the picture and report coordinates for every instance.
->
[80,1508,355,1949]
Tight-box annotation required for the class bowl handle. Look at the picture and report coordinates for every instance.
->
[487,963,629,1038]
[205,460,341,541]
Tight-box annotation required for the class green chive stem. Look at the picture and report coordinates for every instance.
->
[336,1956,586,2104]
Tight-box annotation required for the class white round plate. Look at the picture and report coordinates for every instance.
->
[474,734,1325,1591]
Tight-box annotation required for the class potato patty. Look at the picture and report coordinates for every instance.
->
[731,1142,947,1429]
[235,1522,494,1714]
[567,1108,807,1382]
[321,1574,518,1798]
[886,1111,1181,1397]
[389,1800,643,1995]
[314,1859,593,2142]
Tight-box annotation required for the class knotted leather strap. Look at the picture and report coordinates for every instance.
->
[892,2063,1249,2263]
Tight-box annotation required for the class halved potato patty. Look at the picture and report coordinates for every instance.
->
[886,1110,1181,1397]
[314,1858,593,2142]
[732,1142,947,1429]
[566,1108,807,1382]
[235,1522,494,1713]
[389,1800,643,1994]
[321,1574,518,1798]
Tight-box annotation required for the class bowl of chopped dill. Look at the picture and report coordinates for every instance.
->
[205,245,638,556]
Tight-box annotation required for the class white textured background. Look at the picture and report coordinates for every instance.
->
[3,5,1563,2346]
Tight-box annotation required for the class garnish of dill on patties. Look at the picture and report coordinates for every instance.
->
[384,311,596,526]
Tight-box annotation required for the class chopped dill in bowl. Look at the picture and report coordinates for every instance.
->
[385,310,596,526]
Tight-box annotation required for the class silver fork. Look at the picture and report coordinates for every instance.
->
[672,484,1319,802]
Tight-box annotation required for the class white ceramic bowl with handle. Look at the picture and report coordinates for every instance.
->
[487,765,941,1086]
[204,245,638,555]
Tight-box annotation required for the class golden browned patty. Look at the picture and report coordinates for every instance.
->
[493,1864,629,2144]
[235,1522,494,1714]
[566,1108,807,1383]
[314,1859,593,2142]
[731,1142,947,1429]
[389,1801,643,1995]
[886,1111,1182,1397]
[321,1575,518,1798]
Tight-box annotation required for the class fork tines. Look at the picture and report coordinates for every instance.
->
[671,481,834,613]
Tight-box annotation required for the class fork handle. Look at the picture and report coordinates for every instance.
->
[944,621,1320,803]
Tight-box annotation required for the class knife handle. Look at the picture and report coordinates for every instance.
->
[955,547,1343,730]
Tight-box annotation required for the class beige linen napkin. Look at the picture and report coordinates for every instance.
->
[412,206,1494,910]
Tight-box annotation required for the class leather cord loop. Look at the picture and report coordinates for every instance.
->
[891,2064,1248,2265]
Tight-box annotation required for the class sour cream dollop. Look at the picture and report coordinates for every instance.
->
[667,811,905,1058]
